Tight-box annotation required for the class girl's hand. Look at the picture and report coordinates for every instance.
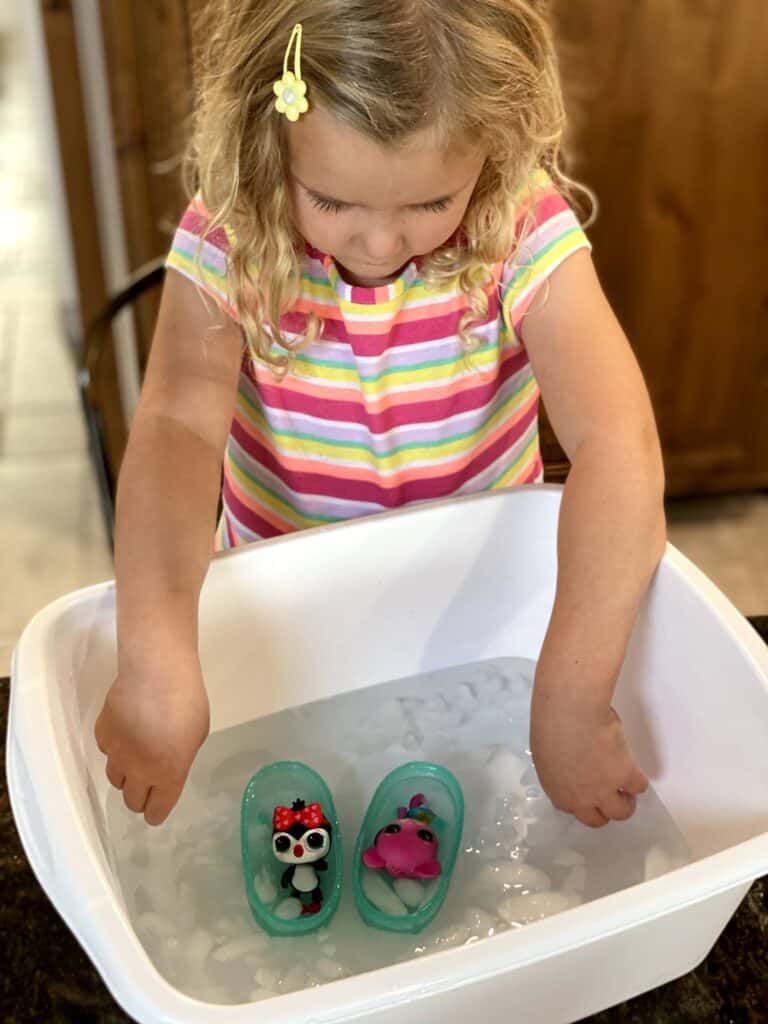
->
[530,685,648,828]
[95,653,210,826]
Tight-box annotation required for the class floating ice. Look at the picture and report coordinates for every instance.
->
[431,923,472,949]
[498,890,582,926]
[274,898,303,920]
[247,823,269,848]
[282,966,309,993]
[254,967,279,991]
[316,958,344,980]
[552,849,586,868]
[486,749,527,794]
[248,987,274,1002]
[644,844,679,881]
[393,879,425,908]
[212,935,268,962]
[562,866,587,893]
[477,861,552,894]
[464,906,497,938]
[107,655,691,1005]
[136,912,176,939]
[419,878,440,907]
[253,869,277,905]
[185,928,214,965]
[362,871,409,916]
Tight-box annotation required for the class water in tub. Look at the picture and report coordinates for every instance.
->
[106,658,691,1004]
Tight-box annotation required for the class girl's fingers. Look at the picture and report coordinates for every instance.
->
[144,780,184,827]
[123,777,150,815]
[601,790,637,821]
[94,712,109,755]
[623,767,649,796]
[105,759,126,791]
[576,806,610,829]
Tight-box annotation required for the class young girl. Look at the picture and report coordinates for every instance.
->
[95,0,665,831]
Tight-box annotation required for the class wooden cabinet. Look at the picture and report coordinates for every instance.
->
[44,0,768,494]
[551,0,768,493]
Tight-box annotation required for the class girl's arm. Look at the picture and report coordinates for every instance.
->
[521,249,667,828]
[95,270,243,825]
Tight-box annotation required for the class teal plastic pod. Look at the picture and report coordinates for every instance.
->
[241,761,342,937]
[353,762,464,934]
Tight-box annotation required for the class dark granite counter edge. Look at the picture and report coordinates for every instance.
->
[1,618,766,1023]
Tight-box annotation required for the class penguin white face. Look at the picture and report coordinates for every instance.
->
[272,827,331,864]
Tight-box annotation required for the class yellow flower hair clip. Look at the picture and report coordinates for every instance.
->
[273,23,309,123]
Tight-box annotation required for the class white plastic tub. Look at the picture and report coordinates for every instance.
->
[7,486,768,1024]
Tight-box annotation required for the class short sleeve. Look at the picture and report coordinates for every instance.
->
[165,195,240,322]
[501,170,592,337]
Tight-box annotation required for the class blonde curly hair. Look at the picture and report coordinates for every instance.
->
[184,0,591,372]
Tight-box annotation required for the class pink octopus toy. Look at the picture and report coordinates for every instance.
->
[362,794,441,880]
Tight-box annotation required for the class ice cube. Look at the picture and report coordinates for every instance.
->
[644,844,678,881]
[562,866,587,893]
[212,935,269,962]
[274,898,303,920]
[136,912,176,939]
[254,967,279,991]
[477,861,551,894]
[431,923,472,949]
[477,667,505,693]
[466,746,496,766]
[377,698,405,728]
[282,966,309,993]
[486,749,527,797]
[425,695,449,714]
[185,928,215,965]
[248,987,274,1002]
[393,879,426,909]
[498,890,581,926]
[248,823,270,847]
[130,845,150,868]
[316,958,344,980]
[504,666,532,698]
[552,849,586,868]
[176,882,197,932]
[361,871,409,916]
[478,840,504,861]
[464,906,496,938]
[253,869,278,905]
[419,878,441,907]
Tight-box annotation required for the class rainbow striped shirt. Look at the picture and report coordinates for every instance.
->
[166,171,590,548]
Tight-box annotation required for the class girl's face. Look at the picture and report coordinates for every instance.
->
[287,106,486,287]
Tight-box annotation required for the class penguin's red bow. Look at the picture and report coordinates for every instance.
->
[273,802,325,831]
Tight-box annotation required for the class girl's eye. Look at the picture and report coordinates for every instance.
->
[308,195,451,215]
[419,198,451,213]
[310,195,348,215]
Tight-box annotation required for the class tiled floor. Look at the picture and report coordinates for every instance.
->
[0,4,113,675]
[0,5,765,677]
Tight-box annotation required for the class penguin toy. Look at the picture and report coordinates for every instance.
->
[272,799,332,915]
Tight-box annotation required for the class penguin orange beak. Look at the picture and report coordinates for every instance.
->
[294,844,304,858]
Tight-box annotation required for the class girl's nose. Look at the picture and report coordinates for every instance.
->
[364,228,405,264]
